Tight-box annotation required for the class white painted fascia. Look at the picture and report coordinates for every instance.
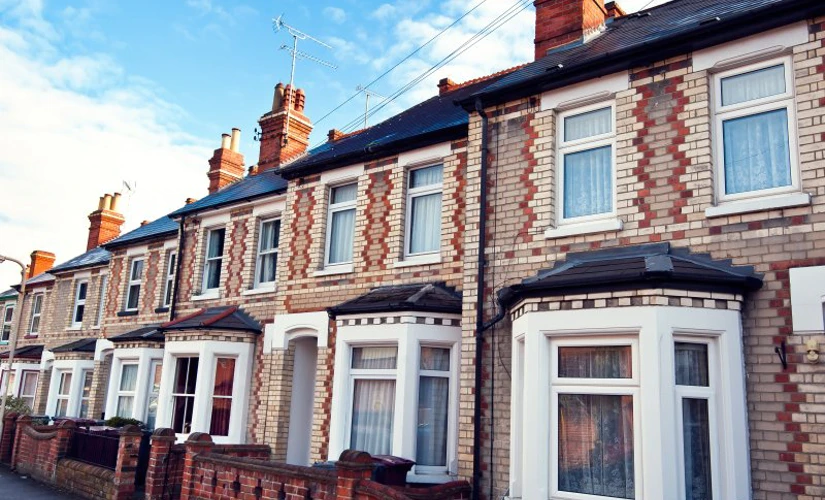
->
[163,238,179,250]
[790,266,825,333]
[126,245,149,257]
[266,311,330,352]
[693,21,809,72]
[320,163,365,185]
[398,142,452,167]
[251,197,286,218]
[541,71,628,111]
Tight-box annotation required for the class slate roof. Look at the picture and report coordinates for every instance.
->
[0,344,44,360]
[328,282,463,317]
[169,170,288,218]
[49,247,111,274]
[0,288,16,300]
[278,70,519,179]
[104,216,179,249]
[51,338,99,354]
[161,306,262,333]
[465,0,823,107]
[499,243,763,307]
[109,325,164,343]
[13,272,55,290]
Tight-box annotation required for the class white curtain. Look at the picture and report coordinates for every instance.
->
[120,365,138,391]
[351,379,395,455]
[682,398,712,500]
[565,107,611,142]
[258,220,279,284]
[329,209,355,264]
[410,194,442,254]
[675,343,709,387]
[417,377,449,466]
[410,165,443,188]
[721,64,785,106]
[558,394,635,498]
[352,346,397,369]
[559,346,632,379]
[332,184,357,203]
[564,146,612,218]
[723,109,791,194]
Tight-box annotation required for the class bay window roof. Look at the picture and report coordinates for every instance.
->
[0,344,44,360]
[499,243,763,307]
[160,306,261,333]
[52,338,98,354]
[109,325,164,343]
[328,282,462,317]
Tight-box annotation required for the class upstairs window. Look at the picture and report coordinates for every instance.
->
[125,258,144,311]
[94,275,107,327]
[255,219,280,288]
[71,280,88,328]
[406,165,443,256]
[326,184,357,266]
[29,294,43,335]
[203,228,225,291]
[2,304,14,342]
[714,58,797,200]
[162,252,176,307]
[557,104,615,222]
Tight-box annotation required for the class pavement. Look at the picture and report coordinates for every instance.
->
[0,465,81,499]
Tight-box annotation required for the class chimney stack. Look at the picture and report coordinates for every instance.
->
[438,78,457,96]
[185,197,198,205]
[534,0,613,60]
[257,83,313,173]
[207,129,245,194]
[27,250,56,279]
[328,129,345,142]
[87,192,126,251]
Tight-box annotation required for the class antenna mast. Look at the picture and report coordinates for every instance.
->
[273,15,336,146]
[355,85,386,129]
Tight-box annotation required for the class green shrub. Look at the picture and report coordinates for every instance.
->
[104,416,144,428]
[2,396,32,415]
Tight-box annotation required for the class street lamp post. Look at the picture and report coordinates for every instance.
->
[0,255,28,439]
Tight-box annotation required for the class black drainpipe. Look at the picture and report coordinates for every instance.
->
[169,215,186,321]
[472,97,489,500]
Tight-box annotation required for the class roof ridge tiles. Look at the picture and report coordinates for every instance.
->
[445,63,530,94]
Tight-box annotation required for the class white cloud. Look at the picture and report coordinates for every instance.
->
[0,5,212,289]
[323,6,347,25]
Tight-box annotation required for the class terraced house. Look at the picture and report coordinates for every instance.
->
[2,0,825,499]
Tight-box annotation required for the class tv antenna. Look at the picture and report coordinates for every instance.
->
[355,85,386,129]
[273,15,336,146]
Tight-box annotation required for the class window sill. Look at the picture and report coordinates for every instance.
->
[313,264,354,277]
[154,307,170,314]
[192,291,220,302]
[705,192,811,218]
[406,472,459,485]
[544,218,623,239]
[394,254,442,268]
[117,310,138,317]
[66,326,82,331]
[242,287,277,296]
[23,335,38,339]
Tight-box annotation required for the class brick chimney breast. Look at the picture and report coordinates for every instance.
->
[438,78,457,96]
[534,0,610,60]
[87,193,126,251]
[207,130,245,194]
[257,83,313,173]
[28,250,56,278]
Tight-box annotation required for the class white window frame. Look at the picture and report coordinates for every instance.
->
[125,258,144,312]
[415,344,454,475]
[548,336,642,500]
[202,228,226,292]
[207,356,237,436]
[1,303,14,342]
[46,359,95,418]
[116,362,139,418]
[329,314,462,483]
[94,275,107,328]
[162,252,176,308]
[71,280,88,329]
[29,294,43,335]
[18,370,38,410]
[54,370,72,417]
[556,102,617,225]
[145,359,163,428]
[509,306,750,499]
[712,56,799,203]
[79,369,94,418]
[404,165,444,259]
[324,183,357,268]
[673,337,722,500]
[254,219,280,289]
[1,369,15,397]
[346,344,398,455]
[105,348,164,423]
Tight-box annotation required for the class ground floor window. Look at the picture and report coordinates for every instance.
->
[55,371,72,417]
[209,357,235,436]
[1,370,14,397]
[19,371,37,409]
[48,359,96,418]
[350,346,397,455]
[172,357,198,434]
[417,347,450,469]
[146,360,162,429]
[79,369,93,418]
[116,364,138,417]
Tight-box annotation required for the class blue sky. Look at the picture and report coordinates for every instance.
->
[0,0,663,288]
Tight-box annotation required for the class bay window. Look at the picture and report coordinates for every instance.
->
[714,58,797,200]
[162,252,176,308]
[172,357,198,434]
[146,360,162,429]
[1,370,14,397]
[405,165,443,256]
[209,358,235,436]
[255,219,280,288]
[417,347,450,470]
[557,104,615,222]
[71,280,88,328]
[350,346,397,455]
[79,369,93,418]
[202,229,225,291]
[326,184,357,266]
[29,294,43,335]
[19,371,37,409]
[2,304,13,342]
[55,371,72,417]
[125,258,144,311]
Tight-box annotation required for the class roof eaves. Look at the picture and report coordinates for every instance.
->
[169,186,287,219]
[461,0,824,109]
